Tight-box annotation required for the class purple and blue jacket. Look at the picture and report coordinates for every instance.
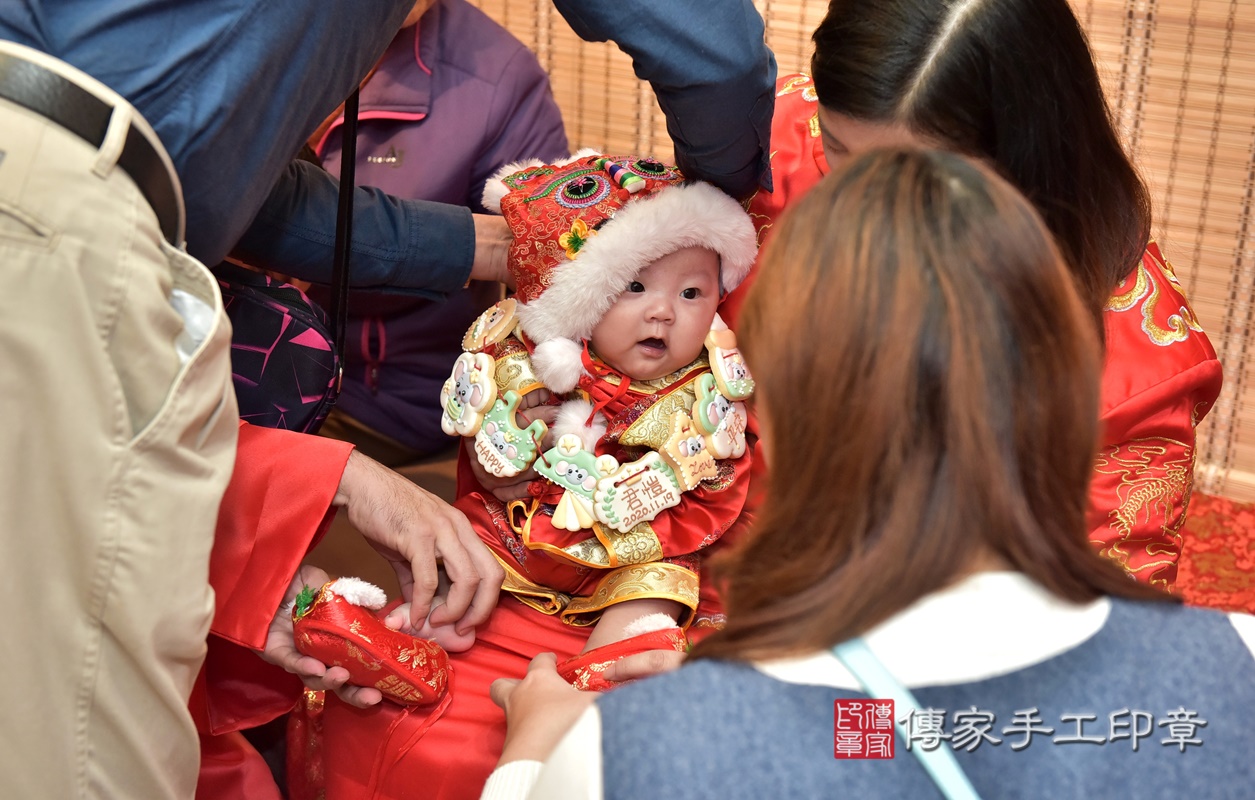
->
[311,0,569,455]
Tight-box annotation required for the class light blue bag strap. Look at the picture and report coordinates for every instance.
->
[831,637,983,800]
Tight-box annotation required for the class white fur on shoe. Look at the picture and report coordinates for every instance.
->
[327,577,388,610]
[622,613,682,638]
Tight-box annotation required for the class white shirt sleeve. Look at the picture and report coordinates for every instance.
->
[480,761,545,800]
[1227,612,1255,660]
[525,705,604,800]
[477,706,605,800]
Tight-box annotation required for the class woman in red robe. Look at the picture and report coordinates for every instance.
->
[728,0,1222,593]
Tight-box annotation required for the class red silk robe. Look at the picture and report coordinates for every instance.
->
[738,73,1224,590]
[193,422,354,800]
[310,341,757,799]
[456,339,754,630]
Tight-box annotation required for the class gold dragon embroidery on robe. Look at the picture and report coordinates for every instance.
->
[1104,246,1205,347]
[1091,437,1195,587]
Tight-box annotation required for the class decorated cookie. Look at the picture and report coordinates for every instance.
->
[705,313,755,400]
[473,391,549,477]
[536,434,620,531]
[693,374,749,459]
[462,298,519,352]
[439,352,498,436]
[593,452,684,533]
[659,411,719,491]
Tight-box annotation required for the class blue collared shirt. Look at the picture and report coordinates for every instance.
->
[1,0,774,295]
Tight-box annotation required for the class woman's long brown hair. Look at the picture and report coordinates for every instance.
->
[693,149,1169,664]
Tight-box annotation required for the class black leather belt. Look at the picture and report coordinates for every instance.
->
[0,51,180,245]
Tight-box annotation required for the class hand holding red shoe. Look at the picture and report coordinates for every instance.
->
[556,616,687,692]
[291,576,452,706]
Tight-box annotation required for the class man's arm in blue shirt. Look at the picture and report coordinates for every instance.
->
[552,0,776,198]
[231,160,474,299]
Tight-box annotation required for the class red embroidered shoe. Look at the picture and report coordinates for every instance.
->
[557,618,687,692]
[291,578,450,706]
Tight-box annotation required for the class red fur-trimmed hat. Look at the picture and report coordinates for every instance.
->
[481,150,757,393]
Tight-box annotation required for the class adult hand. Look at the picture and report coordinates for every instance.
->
[470,213,512,287]
[465,390,559,502]
[257,564,384,708]
[489,653,596,766]
[602,649,686,683]
[333,450,504,632]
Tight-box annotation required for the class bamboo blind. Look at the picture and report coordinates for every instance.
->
[470,0,1255,500]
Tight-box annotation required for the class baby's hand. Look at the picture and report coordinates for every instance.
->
[386,598,477,652]
[465,388,560,501]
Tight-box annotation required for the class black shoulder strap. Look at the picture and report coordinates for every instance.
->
[328,88,360,392]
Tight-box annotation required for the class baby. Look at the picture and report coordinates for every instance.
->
[397,151,758,684]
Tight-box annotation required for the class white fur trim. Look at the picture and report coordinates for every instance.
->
[327,577,388,610]
[481,157,550,213]
[622,613,682,638]
[531,337,587,393]
[514,181,757,344]
[552,399,607,452]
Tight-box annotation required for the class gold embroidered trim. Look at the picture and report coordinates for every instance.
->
[592,354,709,396]
[493,553,571,616]
[777,73,817,102]
[1139,247,1204,345]
[1104,248,1204,347]
[592,521,665,567]
[493,554,699,628]
[493,350,545,397]
[560,563,699,627]
[618,372,705,448]
[1104,262,1149,313]
[1091,436,1195,589]
[518,501,614,568]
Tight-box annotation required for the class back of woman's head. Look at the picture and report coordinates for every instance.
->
[694,148,1165,663]
[811,0,1151,324]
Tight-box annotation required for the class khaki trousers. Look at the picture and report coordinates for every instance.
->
[0,43,238,798]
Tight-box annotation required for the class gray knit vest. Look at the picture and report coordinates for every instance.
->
[599,599,1255,799]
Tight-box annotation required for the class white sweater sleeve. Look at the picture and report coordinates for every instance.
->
[478,706,605,800]
[480,761,544,800]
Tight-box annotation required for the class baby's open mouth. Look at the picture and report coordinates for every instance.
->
[638,337,666,352]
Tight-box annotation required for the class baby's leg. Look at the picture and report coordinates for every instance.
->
[386,599,477,652]
[385,569,477,652]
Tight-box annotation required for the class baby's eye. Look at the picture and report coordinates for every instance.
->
[628,281,645,293]
[681,287,701,300]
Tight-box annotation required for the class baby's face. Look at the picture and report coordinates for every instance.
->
[590,246,720,381]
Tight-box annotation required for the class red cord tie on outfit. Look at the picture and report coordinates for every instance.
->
[578,340,632,425]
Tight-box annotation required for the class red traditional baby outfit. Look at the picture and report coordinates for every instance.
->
[458,333,753,628]
[316,152,761,798]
